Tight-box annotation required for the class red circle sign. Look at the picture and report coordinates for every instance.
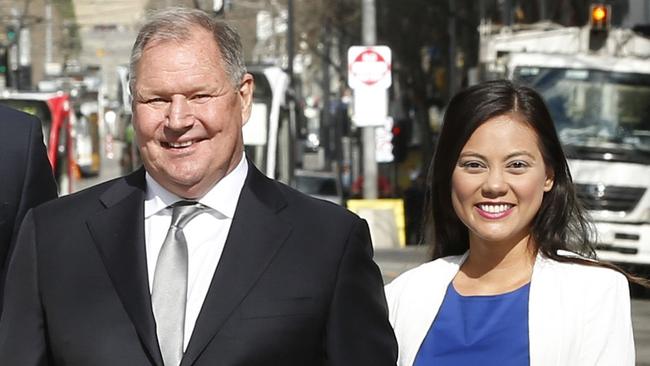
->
[349,49,391,86]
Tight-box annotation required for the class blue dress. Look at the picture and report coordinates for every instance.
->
[413,282,531,366]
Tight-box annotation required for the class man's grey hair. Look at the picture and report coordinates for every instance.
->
[129,7,247,92]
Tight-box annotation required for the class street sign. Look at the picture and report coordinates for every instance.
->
[375,117,394,163]
[353,87,387,127]
[347,46,392,89]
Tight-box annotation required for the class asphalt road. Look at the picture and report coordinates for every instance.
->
[375,246,650,365]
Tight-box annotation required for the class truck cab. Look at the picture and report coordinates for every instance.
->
[479,5,650,274]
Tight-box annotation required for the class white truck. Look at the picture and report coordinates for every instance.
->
[479,5,650,274]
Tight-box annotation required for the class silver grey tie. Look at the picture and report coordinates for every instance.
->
[152,201,206,366]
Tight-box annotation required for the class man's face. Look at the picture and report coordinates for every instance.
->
[132,27,253,199]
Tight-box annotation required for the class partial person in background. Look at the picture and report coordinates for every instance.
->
[403,172,425,245]
[0,7,396,366]
[386,80,639,365]
[0,105,57,302]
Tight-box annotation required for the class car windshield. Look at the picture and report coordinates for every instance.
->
[514,67,650,164]
[294,175,339,196]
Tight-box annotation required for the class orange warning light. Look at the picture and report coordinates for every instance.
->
[590,4,610,30]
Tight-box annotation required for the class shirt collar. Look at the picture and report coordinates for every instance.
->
[144,153,248,219]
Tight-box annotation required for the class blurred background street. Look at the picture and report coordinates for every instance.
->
[1,0,650,363]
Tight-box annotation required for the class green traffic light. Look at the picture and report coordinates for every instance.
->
[0,66,6,73]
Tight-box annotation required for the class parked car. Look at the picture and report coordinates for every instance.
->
[292,169,344,205]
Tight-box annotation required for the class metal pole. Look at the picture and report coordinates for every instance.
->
[539,0,547,20]
[448,0,457,99]
[502,0,513,26]
[45,0,52,65]
[286,0,296,184]
[361,0,378,199]
[322,20,332,167]
[287,0,294,85]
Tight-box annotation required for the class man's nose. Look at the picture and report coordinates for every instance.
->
[482,169,508,198]
[166,96,193,130]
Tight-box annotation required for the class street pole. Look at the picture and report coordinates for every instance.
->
[286,0,296,184]
[45,0,52,65]
[539,0,547,20]
[322,20,332,167]
[287,0,294,86]
[448,0,457,99]
[361,0,378,199]
[502,0,513,26]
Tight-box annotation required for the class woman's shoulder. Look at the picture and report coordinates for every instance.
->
[536,253,629,291]
[385,255,464,294]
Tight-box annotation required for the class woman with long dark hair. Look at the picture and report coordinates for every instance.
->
[385,80,636,365]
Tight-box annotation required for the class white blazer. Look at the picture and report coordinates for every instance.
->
[385,253,635,366]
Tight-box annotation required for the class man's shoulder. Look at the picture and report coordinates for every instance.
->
[34,173,141,219]
[0,105,39,131]
[273,180,358,222]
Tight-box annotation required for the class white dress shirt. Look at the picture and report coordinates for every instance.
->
[144,154,248,350]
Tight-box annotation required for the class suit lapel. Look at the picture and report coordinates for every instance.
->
[86,169,164,366]
[181,164,292,366]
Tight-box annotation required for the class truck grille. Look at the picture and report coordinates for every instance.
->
[575,184,645,213]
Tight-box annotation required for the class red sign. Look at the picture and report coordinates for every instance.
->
[348,46,392,89]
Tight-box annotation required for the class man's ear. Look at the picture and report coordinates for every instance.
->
[239,73,254,126]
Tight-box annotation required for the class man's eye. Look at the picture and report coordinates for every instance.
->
[191,94,212,103]
[146,98,168,104]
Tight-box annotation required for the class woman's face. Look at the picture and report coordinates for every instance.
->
[451,114,554,246]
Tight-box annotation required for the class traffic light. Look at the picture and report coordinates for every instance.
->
[589,4,611,51]
[392,118,411,163]
[6,25,17,43]
[0,46,7,77]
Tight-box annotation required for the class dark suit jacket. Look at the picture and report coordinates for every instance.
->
[0,162,397,365]
[0,105,57,289]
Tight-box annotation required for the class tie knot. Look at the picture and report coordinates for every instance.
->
[170,201,207,230]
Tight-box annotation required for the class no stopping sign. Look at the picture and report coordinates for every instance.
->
[347,46,392,90]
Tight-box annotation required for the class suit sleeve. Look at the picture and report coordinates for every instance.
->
[0,115,57,310]
[5,115,57,268]
[581,271,635,365]
[0,211,50,366]
[325,218,398,365]
[14,115,58,233]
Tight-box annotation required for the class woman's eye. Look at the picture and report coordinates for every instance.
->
[509,160,529,169]
[460,161,484,169]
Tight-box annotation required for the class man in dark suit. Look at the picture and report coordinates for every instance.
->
[0,105,57,294]
[0,8,397,366]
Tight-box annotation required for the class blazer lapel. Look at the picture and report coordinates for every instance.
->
[86,169,164,366]
[181,164,292,366]
[529,254,564,366]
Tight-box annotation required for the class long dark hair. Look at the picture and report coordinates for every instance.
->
[424,80,645,281]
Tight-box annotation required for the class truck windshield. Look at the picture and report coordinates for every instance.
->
[514,67,650,164]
